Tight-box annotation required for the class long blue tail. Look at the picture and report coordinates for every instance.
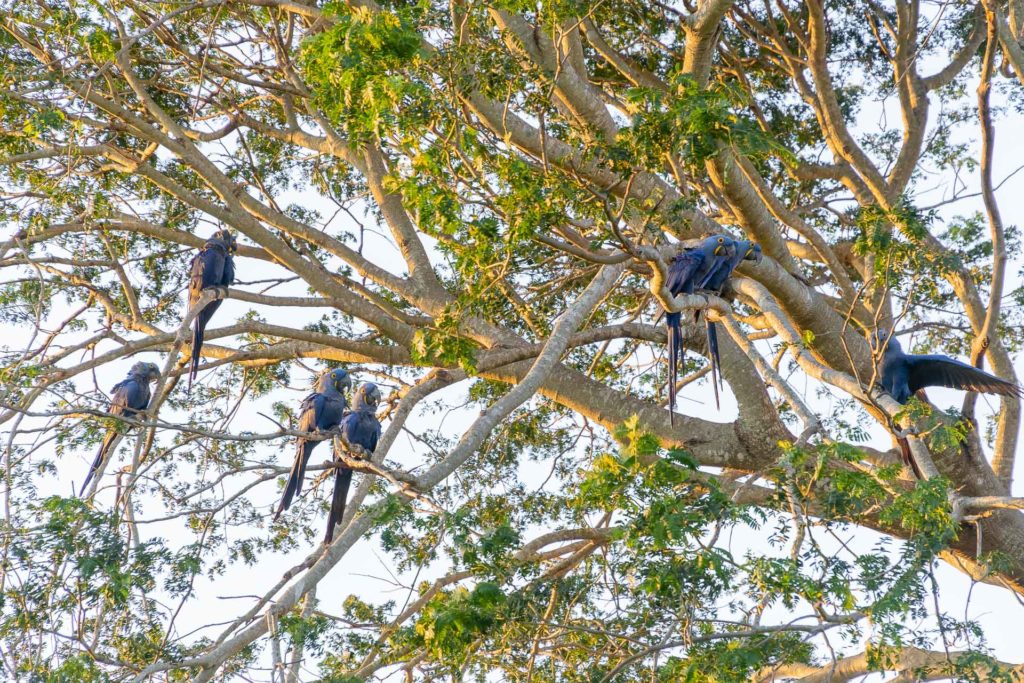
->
[188,315,205,392]
[80,430,117,496]
[324,466,354,544]
[666,312,683,426]
[706,319,721,410]
[274,439,316,520]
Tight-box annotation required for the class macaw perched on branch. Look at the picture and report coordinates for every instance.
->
[274,368,351,520]
[187,229,237,390]
[324,382,382,545]
[662,235,734,423]
[700,241,763,409]
[80,361,161,496]
[872,329,1022,477]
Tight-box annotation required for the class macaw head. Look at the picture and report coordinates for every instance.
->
[209,229,238,253]
[354,382,382,410]
[328,368,352,394]
[701,234,735,257]
[130,361,161,382]
[744,243,763,263]
[870,329,900,354]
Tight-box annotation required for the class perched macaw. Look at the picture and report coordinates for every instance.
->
[274,368,351,520]
[662,234,734,423]
[872,329,1022,477]
[701,241,763,408]
[324,382,382,545]
[80,361,161,496]
[187,229,237,390]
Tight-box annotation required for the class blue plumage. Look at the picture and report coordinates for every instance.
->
[188,230,237,390]
[274,368,351,520]
[325,382,382,544]
[81,361,161,496]
[663,235,733,422]
[873,329,1021,478]
[701,241,762,407]
[874,330,1021,404]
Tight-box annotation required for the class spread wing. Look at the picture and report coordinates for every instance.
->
[188,247,225,307]
[666,251,704,296]
[906,355,1023,398]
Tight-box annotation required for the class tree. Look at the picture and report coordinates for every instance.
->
[1,0,1023,680]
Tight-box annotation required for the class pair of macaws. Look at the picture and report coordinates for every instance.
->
[81,230,237,494]
[272,370,382,545]
[663,234,762,420]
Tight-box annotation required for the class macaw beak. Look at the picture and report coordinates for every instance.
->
[714,245,725,255]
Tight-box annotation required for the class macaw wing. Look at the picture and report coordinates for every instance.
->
[665,251,704,296]
[359,414,381,453]
[108,378,145,417]
[221,254,236,287]
[297,393,325,433]
[906,355,1022,398]
[702,250,746,292]
[370,419,381,453]
[341,412,378,452]
[316,395,346,431]
[188,248,225,307]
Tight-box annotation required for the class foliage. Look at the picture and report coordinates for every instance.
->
[0,0,1019,681]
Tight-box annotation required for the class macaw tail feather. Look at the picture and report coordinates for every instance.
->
[666,312,683,426]
[706,320,721,411]
[897,437,923,480]
[274,439,314,520]
[81,430,118,496]
[188,316,205,392]
[323,466,354,545]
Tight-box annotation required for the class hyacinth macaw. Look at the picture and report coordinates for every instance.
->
[873,329,1022,477]
[701,241,763,408]
[662,234,734,423]
[324,382,382,545]
[274,368,351,520]
[188,229,237,390]
[80,361,161,495]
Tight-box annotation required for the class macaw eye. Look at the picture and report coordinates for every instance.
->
[717,237,724,243]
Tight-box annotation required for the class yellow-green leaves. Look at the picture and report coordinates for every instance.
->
[300,6,425,140]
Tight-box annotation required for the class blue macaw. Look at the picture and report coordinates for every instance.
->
[187,229,237,390]
[873,330,1021,404]
[662,234,734,423]
[700,241,763,408]
[872,329,1022,477]
[274,368,351,520]
[80,361,161,496]
[324,382,382,545]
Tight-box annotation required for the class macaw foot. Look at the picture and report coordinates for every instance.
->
[347,444,372,459]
